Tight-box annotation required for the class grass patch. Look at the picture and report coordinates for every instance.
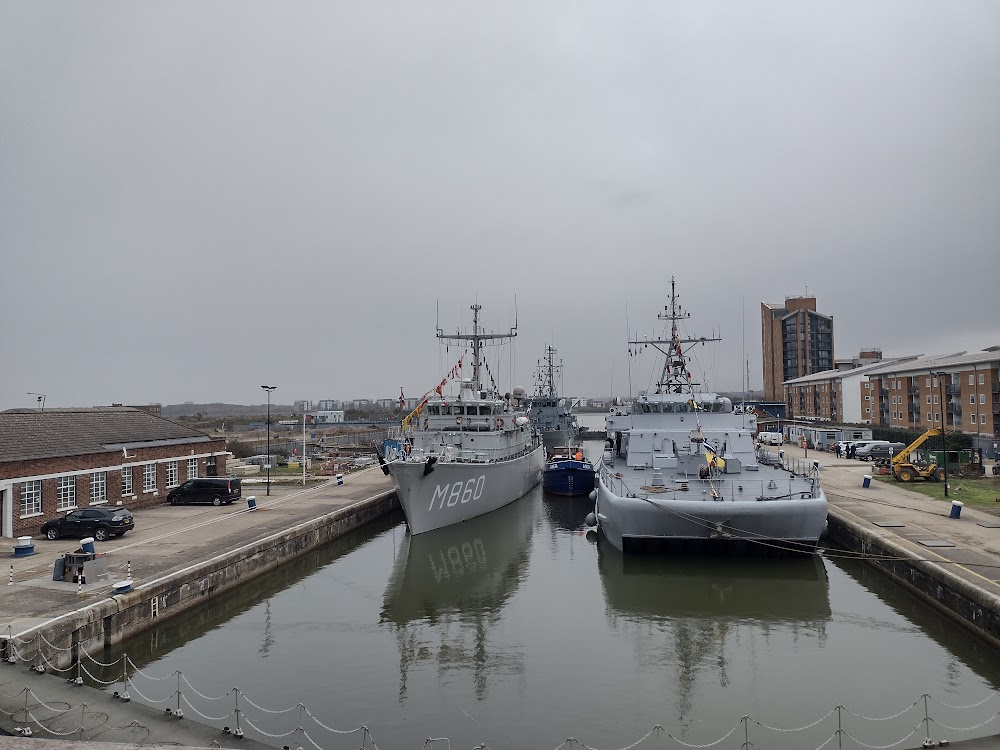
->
[874,473,1000,513]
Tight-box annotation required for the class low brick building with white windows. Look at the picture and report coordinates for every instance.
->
[0,407,229,539]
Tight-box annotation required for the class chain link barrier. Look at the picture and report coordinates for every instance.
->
[10,645,1000,749]
[180,692,235,722]
[930,711,1000,733]
[840,721,923,749]
[180,672,233,701]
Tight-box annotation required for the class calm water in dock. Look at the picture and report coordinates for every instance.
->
[101,440,1000,749]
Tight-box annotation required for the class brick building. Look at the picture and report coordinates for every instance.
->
[0,407,228,539]
[862,348,1000,456]
[784,356,914,423]
[761,297,835,402]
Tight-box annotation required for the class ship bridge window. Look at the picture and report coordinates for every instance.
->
[428,405,440,416]
[641,403,651,413]
[478,406,491,415]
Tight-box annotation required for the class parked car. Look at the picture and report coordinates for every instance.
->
[40,507,134,541]
[858,443,907,462]
[757,432,784,446]
[842,440,878,455]
[167,476,242,506]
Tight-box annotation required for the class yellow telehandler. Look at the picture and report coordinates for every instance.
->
[891,428,946,482]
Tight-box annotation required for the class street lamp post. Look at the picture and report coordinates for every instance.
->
[261,385,276,496]
[935,373,949,498]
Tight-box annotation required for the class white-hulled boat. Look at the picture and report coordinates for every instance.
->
[591,278,828,554]
[383,304,544,535]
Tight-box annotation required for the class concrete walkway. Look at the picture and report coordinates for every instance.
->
[804,446,1000,609]
[0,467,395,746]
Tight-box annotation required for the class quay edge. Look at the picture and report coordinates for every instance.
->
[9,482,1000,681]
[1,490,399,668]
[827,506,1000,650]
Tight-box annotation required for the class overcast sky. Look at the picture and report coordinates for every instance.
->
[2,1,997,410]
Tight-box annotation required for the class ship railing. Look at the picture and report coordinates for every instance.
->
[599,465,821,501]
[408,442,537,465]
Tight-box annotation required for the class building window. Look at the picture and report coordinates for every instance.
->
[981,394,986,405]
[20,481,42,517]
[927,412,932,422]
[143,463,156,492]
[982,414,988,425]
[932,377,938,388]
[166,461,179,488]
[971,414,978,426]
[970,374,975,386]
[90,472,107,505]
[865,395,870,401]
[188,458,198,479]
[926,396,931,405]
[57,476,76,512]
[980,374,986,385]
[122,467,133,496]
[933,395,939,405]
[935,413,940,423]
[926,377,931,387]
[971,394,977,405]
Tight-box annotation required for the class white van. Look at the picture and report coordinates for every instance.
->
[757,432,783,446]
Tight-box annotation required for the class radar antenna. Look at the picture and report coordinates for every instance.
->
[628,277,720,394]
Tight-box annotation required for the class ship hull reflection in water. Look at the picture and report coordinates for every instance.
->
[381,493,539,701]
[597,538,831,718]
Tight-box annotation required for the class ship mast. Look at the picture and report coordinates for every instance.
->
[437,304,517,393]
[535,345,562,397]
[628,277,720,394]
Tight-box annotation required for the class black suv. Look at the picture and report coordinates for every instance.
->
[862,443,907,462]
[40,507,135,541]
[167,476,242,506]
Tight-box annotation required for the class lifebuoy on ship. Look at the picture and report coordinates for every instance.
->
[497,418,505,429]
[456,415,463,425]
[404,441,412,455]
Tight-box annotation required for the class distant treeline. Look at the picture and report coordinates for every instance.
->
[162,403,296,419]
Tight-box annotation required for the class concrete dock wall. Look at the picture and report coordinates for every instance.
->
[4,490,399,668]
[827,508,1000,650]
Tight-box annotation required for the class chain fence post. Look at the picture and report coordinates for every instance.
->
[837,704,843,750]
[175,670,183,717]
[121,652,131,701]
[233,687,243,738]
[74,644,84,685]
[742,715,749,750]
[922,694,934,748]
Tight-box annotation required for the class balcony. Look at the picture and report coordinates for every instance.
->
[908,403,918,415]
[909,386,920,396]
[993,382,1000,395]
[945,384,961,396]
[879,388,889,396]
[947,403,962,415]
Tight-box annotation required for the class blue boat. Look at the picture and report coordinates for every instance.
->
[543,452,596,497]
